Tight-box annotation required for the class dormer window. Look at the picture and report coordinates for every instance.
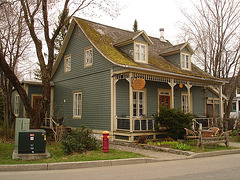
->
[134,42,148,63]
[181,53,191,70]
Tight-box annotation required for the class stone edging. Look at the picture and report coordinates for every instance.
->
[112,141,240,158]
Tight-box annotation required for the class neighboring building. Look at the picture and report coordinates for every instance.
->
[13,17,225,142]
[226,77,240,119]
[12,80,54,118]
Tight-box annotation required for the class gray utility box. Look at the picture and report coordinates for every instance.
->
[18,129,46,154]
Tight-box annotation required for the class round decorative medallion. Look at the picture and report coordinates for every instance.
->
[132,78,146,90]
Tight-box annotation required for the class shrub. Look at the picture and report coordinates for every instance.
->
[154,106,194,139]
[61,125,100,154]
[137,135,147,144]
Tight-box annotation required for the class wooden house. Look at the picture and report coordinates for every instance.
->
[13,17,225,142]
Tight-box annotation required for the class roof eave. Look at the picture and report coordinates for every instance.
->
[125,65,225,85]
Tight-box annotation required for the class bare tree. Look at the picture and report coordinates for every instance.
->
[178,0,240,123]
[0,0,121,128]
[0,0,31,137]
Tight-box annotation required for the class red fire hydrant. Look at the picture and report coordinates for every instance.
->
[101,130,111,153]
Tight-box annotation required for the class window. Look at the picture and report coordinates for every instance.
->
[237,87,240,94]
[73,92,82,118]
[135,43,147,63]
[64,55,71,73]
[181,53,191,70]
[85,47,93,67]
[182,94,189,113]
[181,92,192,113]
[133,90,145,117]
[232,102,237,112]
[14,94,20,117]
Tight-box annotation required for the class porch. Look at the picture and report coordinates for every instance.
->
[111,69,224,142]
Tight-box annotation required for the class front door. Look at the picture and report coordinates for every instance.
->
[33,96,42,114]
[159,95,170,109]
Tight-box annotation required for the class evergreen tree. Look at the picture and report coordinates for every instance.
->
[133,19,138,32]
[53,10,71,61]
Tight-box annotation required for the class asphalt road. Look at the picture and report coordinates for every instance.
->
[1,153,240,180]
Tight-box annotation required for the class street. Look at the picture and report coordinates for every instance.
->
[1,153,240,180]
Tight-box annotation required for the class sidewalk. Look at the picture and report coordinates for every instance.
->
[1,142,240,172]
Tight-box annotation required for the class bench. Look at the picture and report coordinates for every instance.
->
[199,132,229,148]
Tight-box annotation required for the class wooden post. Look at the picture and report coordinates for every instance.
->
[225,133,229,148]
[185,82,192,113]
[129,73,133,133]
[168,79,176,108]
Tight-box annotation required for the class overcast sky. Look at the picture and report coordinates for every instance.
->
[89,0,194,44]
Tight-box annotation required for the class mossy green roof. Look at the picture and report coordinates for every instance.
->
[74,17,221,81]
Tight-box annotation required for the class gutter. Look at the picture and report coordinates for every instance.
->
[125,65,226,84]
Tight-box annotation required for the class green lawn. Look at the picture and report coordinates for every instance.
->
[0,142,145,165]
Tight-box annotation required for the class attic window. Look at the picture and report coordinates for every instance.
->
[64,54,71,73]
[134,42,147,63]
[181,53,191,70]
[84,47,93,67]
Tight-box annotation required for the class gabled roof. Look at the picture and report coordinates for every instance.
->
[52,17,223,84]
[114,30,153,47]
[160,42,194,56]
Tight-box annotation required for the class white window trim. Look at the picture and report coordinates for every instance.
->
[181,92,192,113]
[84,47,93,68]
[73,91,82,119]
[134,41,148,63]
[14,94,20,117]
[133,89,147,117]
[64,54,71,73]
[181,53,191,70]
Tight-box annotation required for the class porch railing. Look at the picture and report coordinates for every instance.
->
[117,117,154,131]
[193,117,217,129]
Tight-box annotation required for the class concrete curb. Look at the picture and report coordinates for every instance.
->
[0,158,159,172]
[187,149,240,159]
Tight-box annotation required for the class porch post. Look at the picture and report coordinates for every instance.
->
[110,69,114,132]
[168,79,176,108]
[129,73,133,133]
[219,84,223,130]
[185,81,192,113]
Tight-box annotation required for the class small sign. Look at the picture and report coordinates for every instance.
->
[132,78,146,90]
[30,137,34,141]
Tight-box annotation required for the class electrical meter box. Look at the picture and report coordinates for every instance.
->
[18,129,46,154]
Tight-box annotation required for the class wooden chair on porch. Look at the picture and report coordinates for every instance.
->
[219,130,232,137]
[208,127,219,137]
[184,128,199,139]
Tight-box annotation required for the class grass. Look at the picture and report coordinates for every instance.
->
[147,140,239,153]
[0,141,145,165]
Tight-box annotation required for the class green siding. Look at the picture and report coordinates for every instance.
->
[192,87,205,116]
[28,85,42,99]
[146,81,170,117]
[135,35,147,42]
[206,89,219,99]
[182,47,190,53]
[116,80,129,117]
[165,54,180,68]
[119,43,134,59]
[174,85,205,116]
[52,24,115,130]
